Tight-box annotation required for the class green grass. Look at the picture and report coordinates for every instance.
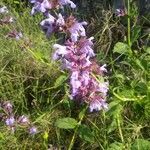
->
[0,0,150,150]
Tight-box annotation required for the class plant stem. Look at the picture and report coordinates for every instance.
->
[117,117,124,143]
[127,0,131,47]
[68,106,87,150]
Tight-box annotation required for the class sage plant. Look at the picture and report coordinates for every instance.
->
[29,0,108,112]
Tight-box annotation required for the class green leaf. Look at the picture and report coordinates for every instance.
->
[131,139,150,150]
[106,101,122,117]
[78,125,95,143]
[14,1,20,4]
[106,101,123,133]
[107,142,124,150]
[135,82,148,95]
[131,26,141,44]
[135,59,145,71]
[113,42,132,55]
[54,75,67,88]
[145,47,150,54]
[55,118,78,129]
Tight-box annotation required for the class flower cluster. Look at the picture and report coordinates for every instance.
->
[40,14,87,41]
[53,38,108,112]
[30,0,76,15]
[0,6,23,40]
[0,101,37,134]
[6,30,23,40]
[29,0,108,112]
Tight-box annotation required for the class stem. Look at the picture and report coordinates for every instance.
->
[127,0,131,47]
[68,106,87,150]
[117,117,124,143]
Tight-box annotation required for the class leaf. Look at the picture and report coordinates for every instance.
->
[135,82,148,95]
[55,118,78,129]
[106,101,123,133]
[14,1,20,4]
[78,125,95,143]
[106,101,122,117]
[131,139,150,150]
[131,26,141,44]
[54,75,67,88]
[145,47,150,54]
[113,42,132,55]
[107,142,124,150]
[135,59,145,71]
[62,96,70,109]
[78,106,87,120]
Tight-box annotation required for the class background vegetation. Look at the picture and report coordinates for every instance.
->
[0,0,150,149]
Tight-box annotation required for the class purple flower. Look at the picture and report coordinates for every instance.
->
[115,9,126,17]
[15,32,23,40]
[79,37,95,58]
[100,64,107,73]
[40,14,56,37]
[53,37,108,112]
[89,98,108,112]
[18,115,30,125]
[6,30,23,40]
[5,116,15,126]
[62,59,72,69]
[97,82,109,96]
[68,21,87,42]
[80,55,92,68]
[59,0,76,8]
[70,71,81,97]
[0,16,14,25]
[53,44,68,60]
[81,71,90,86]
[0,6,8,14]
[56,13,65,26]
[30,0,51,15]
[2,101,13,114]
[29,126,37,135]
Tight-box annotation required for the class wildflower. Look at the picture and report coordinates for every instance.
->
[58,0,76,8]
[97,82,109,96]
[89,98,108,112]
[78,37,95,57]
[2,101,13,114]
[18,115,30,125]
[66,17,87,42]
[6,30,23,40]
[56,13,65,26]
[70,71,81,97]
[80,71,90,86]
[29,126,38,134]
[53,38,108,112]
[53,44,68,60]
[30,0,51,15]
[115,9,126,17]
[0,6,8,14]
[0,16,14,25]
[40,14,56,37]
[5,116,15,126]
[100,64,107,73]
[29,0,109,112]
